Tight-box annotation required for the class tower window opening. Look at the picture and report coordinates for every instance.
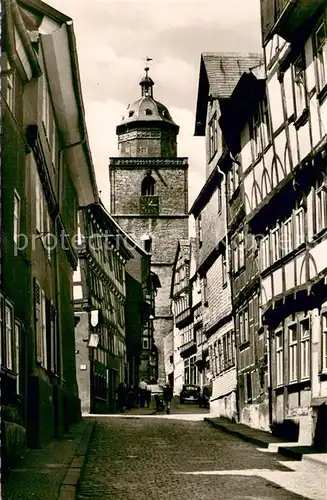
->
[129,110,134,117]
[141,175,156,196]
[145,109,153,115]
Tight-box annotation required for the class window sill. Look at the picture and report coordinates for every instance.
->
[294,108,309,130]
[317,83,327,105]
[239,340,250,352]
[286,379,311,393]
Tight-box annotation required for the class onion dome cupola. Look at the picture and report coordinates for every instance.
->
[117,65,179,158]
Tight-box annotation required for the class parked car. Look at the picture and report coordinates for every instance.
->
[180,384,201,404]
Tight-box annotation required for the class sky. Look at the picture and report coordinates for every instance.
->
[48,0,262,210]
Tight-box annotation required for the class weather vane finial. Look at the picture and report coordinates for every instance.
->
[143,56,153,76]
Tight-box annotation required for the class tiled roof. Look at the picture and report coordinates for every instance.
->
[201,52,264,99]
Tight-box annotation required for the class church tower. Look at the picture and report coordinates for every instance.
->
[109,66,189,382]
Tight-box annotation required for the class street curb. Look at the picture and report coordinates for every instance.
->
[204,418,302,461]
[57,419,95,500]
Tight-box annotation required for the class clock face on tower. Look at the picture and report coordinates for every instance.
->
[139,195,159,215]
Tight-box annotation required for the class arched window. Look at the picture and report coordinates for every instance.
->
[141,175,156,196]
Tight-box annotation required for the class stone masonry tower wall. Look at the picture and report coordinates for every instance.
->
[109,69,189,382]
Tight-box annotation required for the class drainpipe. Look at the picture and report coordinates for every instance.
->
[10,0,42,77]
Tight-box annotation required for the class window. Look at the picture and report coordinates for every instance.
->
[315,177,327,234]
[261,235,270,270]
[239,308,249,344]
[15,322,21,393]
[229,162,241,197]
[283,217,293,255]
[261,94,271,149]
[251,108,260,160]
[141,175,155,196]
[198,215,203,247]
[293,54,306,118]
[34,280,47,368]
[246,372,252,403]
[13,191,20,245]
[289,324,297,382]
[5,305,13,370]
[222,249,227,285]
[294,208,305,247]
[35,172,44,234]
[209,114,218,159]
[129,110,134,117]
[145,109,153,115]
[300,319,310,380]
[142,337,149,350]
[314,20,327,91]
[271,225,280,264]
[276,330,283,386]
[322,314,327,373]
[5,58,15,112]
[239,230,245,269]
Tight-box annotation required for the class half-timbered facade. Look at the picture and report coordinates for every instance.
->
[252,0,327,445]
[219,62,271,431]
[73,203,131,414]
[192,54,263,419]
[171,240,193,394]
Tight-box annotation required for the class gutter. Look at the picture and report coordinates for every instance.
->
[11,0,42,77]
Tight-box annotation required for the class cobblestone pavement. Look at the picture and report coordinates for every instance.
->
[78,417,326,500]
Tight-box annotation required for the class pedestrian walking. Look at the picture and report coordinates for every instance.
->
[145,386,152,408]
[163,382,173,414]
[138,379,148,408]
[116,381,127,412]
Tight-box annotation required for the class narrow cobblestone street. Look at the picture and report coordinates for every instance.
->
[78,416,326,500]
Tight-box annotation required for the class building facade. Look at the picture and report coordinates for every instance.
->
[192,54,262,420]
[109,69,189,381]
[255,0,327,445]
[219,63,270,431]
[1,0,98,462]
[73,203,131,414]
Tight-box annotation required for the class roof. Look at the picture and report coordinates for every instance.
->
[119,96,177,126]
[194,52,263,136]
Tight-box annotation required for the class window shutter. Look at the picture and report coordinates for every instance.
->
[34,278,42,362]
[46,299,52,371]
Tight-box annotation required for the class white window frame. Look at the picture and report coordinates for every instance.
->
[288,323,298,383]
[239,230,245,268]
[293,54,306,118]
[314,19,327,92]
[322,314,327,373]
[300,318,310,380]
[295,208,305,247]
[13,190,20,245]
[315,180,327,234]
[261,235,270,270]
[261,94,271,149]
[5,304,14,370]
[251,108,261,160]
[198,215,203,246]
[222,249,227,285]
[276,330,283,386]
[142,337,149,350]
[15,321,21,393]
[283,217,293,256]
[5,58,15,112]
[271,225,280,264]
[35,172,44,234]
